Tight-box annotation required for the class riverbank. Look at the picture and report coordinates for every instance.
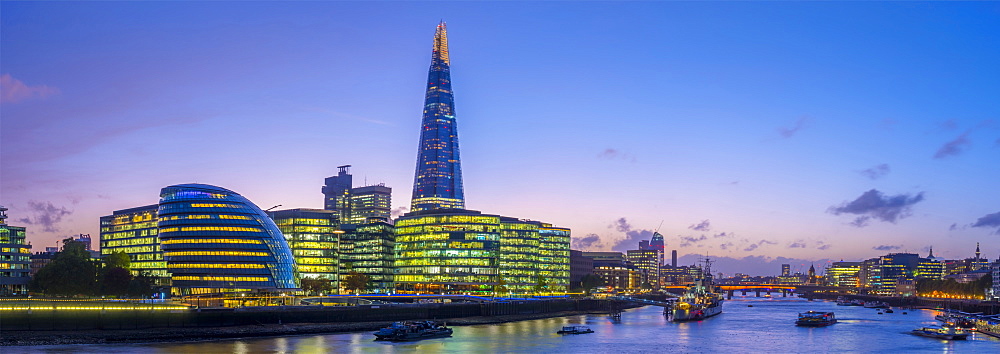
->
[0,309,610,346]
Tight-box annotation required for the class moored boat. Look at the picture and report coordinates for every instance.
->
[374,321,453,341]
[795,311,837,327]
[557,325,594,334]
[974,316,1000,338]
[911,325,969,340]
[671,258,724,322]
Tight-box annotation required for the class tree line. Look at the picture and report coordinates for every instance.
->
[916,274,993,297]
[29,238,155,297]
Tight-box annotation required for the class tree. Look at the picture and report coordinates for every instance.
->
[343,271,370,294]
[101,267,133,296]
[493,277,508,297]
[30,238,98,296]
[580,273,605,294]
[104,251,131,270]
[533,274,549,294]
[302,277,335,295]
[127,272,156,298]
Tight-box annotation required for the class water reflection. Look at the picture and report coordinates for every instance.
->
[13,298,1000,353]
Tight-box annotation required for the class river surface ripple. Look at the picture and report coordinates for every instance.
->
[12,296,1000,353]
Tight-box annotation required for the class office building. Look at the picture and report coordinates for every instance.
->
[569,250,594,287]
[0,206,31,296]
[269,209,340,288]
[322,165,393,224]
[394,209,499,294]
[99,204,170,286]
[781,264,790,277]
[339,221,395,293]
[825,261,861,288]
[538,225,571,292]
[626,249,660,289]
[158,184,299,295]
[410,21,465,212]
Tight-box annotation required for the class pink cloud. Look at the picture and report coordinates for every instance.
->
[1,74,59,103]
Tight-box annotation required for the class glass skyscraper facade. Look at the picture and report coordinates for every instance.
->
[158,184,299,295]
[395,210,500,294]
[339,222,395,293]
[538,225,571,292]
[0,206,31,296]
[411,21,465,212]
[270,208,340,288]
[99,204,170,286]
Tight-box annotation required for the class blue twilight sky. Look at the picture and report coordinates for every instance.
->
[2,2,998,275]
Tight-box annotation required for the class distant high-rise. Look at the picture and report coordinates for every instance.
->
[781,264,791,276]
[671,250,678,267]
[650,232,665,265]
[411,21,465,212]
[323,165,392,224]
[322,165,353,217]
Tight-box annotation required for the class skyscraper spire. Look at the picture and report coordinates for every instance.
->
[928,245,935,258]
[411,21,465,212]
[975,242,981,260]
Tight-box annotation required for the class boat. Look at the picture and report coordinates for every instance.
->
[935,313,976,328]
[836,296,863,306]
[863,301,888,309]
[557,325,594,334]
[374,321,453,341]
[885,308,894,313]
[974,315,1000,338]
[670,258,724,322]
[795,311,837,327]
[911,325,969,340]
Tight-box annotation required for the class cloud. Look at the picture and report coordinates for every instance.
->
[0,74,59,103]
[608,217,656,252]
[572,233,604,250]
[613,217,631,233]
[713,232,731,238]
[719,242,734,250]
[788,242,807,248]
[971,211,1000,235]
[827,189,925,227]
[742,239,776,252]
[817,243,832,251]
[14,201,72,232]
[934,133,970,159]
[679,235,708,247]
[688,220,711,232]
[937,119,958,131]
[778,116,808,138]
[390,206,409,219]
[598,148,636,163]
[872,245,901,251]
[859,163,890,180]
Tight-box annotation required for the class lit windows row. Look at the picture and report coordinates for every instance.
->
[0,247,31,253]
[173,276,269,282]
[103,237,159,248]
[168,263,265,269]
[160,226,263,233]
[161,238,263,245]
[164,251,269,257]
[161,214,253,221]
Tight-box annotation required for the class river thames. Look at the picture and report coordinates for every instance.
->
[12,296,999,353]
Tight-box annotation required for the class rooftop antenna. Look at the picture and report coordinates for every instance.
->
[654,220,663,233]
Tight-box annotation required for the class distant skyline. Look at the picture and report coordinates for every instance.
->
[2,2,998,275]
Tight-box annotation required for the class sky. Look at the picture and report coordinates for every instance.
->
[2,2,998,276]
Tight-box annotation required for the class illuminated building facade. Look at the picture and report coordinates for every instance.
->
[825,261,861,288]
[348,184,392,224]
[410,21,465,212]
[626,249,660,289]
[650,232,665,266]
[538,225,570,292]
[339,222,395,293]
[394,210,499,294]
[593,265,641,290]
[499,218,540,292]
[99,204,170,286]
[781,264,790,277]
[0,206,31,296]
[269,209,340,289]
[323,165,392,224]
[158,184,299,295]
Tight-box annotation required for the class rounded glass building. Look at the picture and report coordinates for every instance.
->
[158,184,298,295]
